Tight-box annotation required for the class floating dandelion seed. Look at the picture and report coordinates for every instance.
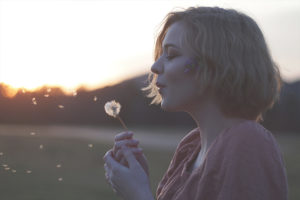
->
[88,144,93,148]
[58,105,64,109]
[44,94,49,98]
[56,164,62,168]
[32,98,37,105]
[30,132,36,136]
[93,96,98,101]
[0,152,3,156]
[39,144,44,149]
[104,100,128,130]
[26,170,32,174]
[11,169,17,173]
[5,167,10,171]
[58,177,63,181]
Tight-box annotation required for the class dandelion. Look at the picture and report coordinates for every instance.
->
[2,164,8,167]
[56,164,62,168]
[26,170,32,174]
[88,144,93,148]
[0,152,3,156]
[58,105,64,109]
[39,144,44,149]
[93,96,98,101]
[104,100,128,130]
[30,132,36,136]
[44,94,50,98]
[4,167,10,171]
[58,177,63,181]
[11,169,17,173]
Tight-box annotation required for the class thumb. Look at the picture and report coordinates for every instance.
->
[122,146,141,169]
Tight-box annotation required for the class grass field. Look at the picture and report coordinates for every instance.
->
[0,124,298,200]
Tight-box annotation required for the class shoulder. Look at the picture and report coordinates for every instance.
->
[216,120,284,164]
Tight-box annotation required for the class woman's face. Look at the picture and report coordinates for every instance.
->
[151,22,202,112]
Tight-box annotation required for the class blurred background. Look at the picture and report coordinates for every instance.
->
[0,0,299,199]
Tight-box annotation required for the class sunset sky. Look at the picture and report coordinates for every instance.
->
[0,0,299,93]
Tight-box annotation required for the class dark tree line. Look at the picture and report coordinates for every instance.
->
[0,75,299,134]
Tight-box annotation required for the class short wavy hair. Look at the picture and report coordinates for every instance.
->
[143,6,282,121]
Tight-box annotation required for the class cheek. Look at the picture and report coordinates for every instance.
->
[164,63,187,83]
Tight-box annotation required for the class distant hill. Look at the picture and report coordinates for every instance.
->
[0,75,299,133]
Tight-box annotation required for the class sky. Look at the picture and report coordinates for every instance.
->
[0,0,299,93]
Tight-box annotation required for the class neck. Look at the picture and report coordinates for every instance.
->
[186,98,246,153]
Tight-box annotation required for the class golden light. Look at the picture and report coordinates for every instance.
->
[0,0,299,96]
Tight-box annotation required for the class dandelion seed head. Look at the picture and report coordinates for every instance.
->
[0,152,3,156]
[73,91,77,96]
[2,164,8,167]
[56,164,62,168]
[5,167,10,171]
[58,177,63,181]
[26,170,32,174]
[22,89,26,93]
[11,169,17,173]
[58,105,64,109]
[88,144,93,148]
[44,94,50,98]
[47,88,51,93]
[39,144,44,149]
[104,100,121,118]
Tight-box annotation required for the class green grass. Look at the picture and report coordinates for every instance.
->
[0,127,298,200]
[0,133,174,200]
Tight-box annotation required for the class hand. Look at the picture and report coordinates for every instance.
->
[103,147,154,200]
[113,131,149,176]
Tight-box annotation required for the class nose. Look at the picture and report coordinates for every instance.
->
[151,57,163,74]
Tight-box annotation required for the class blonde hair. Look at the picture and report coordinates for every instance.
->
[143,7,282,121]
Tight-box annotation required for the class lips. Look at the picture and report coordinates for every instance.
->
[158,87,165,95]
[156,82,166,89]
[156,82,166,95]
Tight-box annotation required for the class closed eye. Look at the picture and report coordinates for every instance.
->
[165,54,178,60]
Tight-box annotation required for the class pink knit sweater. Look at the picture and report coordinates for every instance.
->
[156,120,288,200]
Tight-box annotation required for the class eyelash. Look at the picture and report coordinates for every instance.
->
[165,54,176,60]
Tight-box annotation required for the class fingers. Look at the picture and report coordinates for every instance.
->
[114,131,134,141]
[103,149,120,170]
[121,146,141,169]
[113,139,139,159]
[115,147,143,162]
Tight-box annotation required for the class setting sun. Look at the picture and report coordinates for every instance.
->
[0,0,299,94]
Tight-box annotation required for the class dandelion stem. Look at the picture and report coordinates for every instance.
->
[117,115,128,130]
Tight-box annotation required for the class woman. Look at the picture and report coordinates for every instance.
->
[103,6,288,200]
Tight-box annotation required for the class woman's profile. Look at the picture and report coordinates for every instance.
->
[103,6,288,200]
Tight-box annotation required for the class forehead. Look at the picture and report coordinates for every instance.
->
[162,22,186,48]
